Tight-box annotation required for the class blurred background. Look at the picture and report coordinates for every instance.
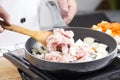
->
[76,0,120,11]
[69,0,120,27]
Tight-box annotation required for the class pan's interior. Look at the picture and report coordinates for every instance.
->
[25,27,117,54]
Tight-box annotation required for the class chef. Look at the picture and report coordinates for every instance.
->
[0,0,77,52]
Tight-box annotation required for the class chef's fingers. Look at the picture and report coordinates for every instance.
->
[0,25,4,33]
[62,0,77,24]
[58,0,69,16]
[0,5,11,25]
[0,13,11,25]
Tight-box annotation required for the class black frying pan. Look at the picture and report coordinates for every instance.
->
[25,27,117,73]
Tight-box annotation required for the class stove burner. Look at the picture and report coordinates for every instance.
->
[3,49,120,80]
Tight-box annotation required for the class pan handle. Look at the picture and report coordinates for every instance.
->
[46,1,67,27]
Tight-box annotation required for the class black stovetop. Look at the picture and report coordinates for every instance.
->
[3,49,120,80]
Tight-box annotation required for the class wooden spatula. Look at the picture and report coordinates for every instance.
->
[0,21,53,46]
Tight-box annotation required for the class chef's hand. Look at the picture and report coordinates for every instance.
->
[0,5,11,32]
[58,0,77,24]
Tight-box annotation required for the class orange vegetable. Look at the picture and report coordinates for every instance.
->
[91,21,120,37]
[92,47,96,52]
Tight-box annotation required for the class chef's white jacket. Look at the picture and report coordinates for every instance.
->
[0,0,60,51]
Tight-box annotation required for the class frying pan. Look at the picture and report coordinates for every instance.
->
[25,1,117,73]
[25,27,117,73]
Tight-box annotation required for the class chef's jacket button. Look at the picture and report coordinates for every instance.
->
[20,18,26,23]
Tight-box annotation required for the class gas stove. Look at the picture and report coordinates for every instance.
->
[3,49,120,80]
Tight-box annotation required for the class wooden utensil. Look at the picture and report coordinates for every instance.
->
[0,21,53,46]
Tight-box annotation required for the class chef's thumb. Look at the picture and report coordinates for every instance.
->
[3,15,12,25]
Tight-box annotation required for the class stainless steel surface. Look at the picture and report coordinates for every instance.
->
[105,11,120,22]
[76,11,120,22]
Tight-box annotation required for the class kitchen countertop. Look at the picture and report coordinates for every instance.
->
[105,11,120,22]
[76,10,120,22]
[0,10,120,80]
